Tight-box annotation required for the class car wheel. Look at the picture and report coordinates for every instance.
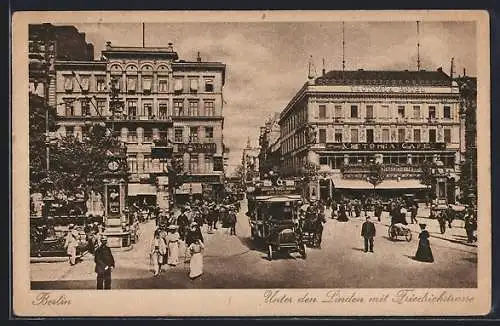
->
[300,243,307,259]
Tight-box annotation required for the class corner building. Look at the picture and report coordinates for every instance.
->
[279,69,462,202]
[53,43,226,207]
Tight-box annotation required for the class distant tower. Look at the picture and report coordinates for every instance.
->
[416,21,421,71]
[342,22,346,72]
[246,137,251,149]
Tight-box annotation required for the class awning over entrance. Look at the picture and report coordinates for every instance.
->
[176,183,203,194]
[332,179,427,190]
[128,183,157,196]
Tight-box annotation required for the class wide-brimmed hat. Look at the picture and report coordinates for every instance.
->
[167,224,178,230]
[190,222,198,227]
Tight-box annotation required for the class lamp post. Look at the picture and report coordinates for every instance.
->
[187,141,193,203]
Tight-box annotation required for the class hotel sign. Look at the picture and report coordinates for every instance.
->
[177,143,216,153]
[326,142,446,151]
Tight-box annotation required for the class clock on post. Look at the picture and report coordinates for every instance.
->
[107,158,120,172]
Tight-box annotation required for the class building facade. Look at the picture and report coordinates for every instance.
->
[29,23,94,102]
[258,113,281,177]
[241,138,261,184]
[279,69,463,202]
[53,42,227,207]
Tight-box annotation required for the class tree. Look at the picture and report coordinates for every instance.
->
[44,124,127,196]
[29,94,57,193]
[367,162,385,195]
[420,160,434,189]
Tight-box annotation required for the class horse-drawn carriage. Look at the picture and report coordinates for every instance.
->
[247,179,306,260]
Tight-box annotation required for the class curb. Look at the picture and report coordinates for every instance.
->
[30,250,89,264]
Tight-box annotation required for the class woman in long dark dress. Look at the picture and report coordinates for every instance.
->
[337,203,349,222]
[414,224,434,263]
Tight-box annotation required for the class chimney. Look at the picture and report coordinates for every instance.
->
[322,58,326,76]
[167,42,174,51]
[197,51,201,62]
[463,68,466,77]
[105,41,112,49]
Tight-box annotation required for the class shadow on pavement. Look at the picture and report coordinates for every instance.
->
[351,247,366,252]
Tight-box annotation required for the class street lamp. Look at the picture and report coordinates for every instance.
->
[187,142,193,202]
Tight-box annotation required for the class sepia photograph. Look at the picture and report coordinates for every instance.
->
[12,10,491,316]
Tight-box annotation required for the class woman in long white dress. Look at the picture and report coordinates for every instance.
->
[188,236,204,280]
[166,225,180,266]
[150,230,166,276]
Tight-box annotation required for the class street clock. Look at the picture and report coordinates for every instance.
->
[107,159,120,172]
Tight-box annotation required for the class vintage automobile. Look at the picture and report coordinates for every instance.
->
[247,179,306,260]
[248,194,306,260]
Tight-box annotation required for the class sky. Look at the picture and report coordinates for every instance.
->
[71,21,477,176]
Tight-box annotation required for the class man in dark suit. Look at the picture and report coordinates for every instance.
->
[361,216,376,253]
[94,235,115,290]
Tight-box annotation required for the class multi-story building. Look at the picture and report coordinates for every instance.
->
[53,42,227,207]
[279,68,463,203]
[241,138,261,184]
[258,113,281,177]
[29,23,94,102]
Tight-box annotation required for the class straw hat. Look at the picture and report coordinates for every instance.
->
[167,224,178,230]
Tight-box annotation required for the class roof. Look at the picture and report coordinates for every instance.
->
[315,69,452,87]
[253,195,302,202]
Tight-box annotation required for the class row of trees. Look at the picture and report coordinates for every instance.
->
[29,95,126,198]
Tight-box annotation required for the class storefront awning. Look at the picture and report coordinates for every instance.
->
[176,183,203,194]
[332,179,427,190]
[128,183,157,196]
